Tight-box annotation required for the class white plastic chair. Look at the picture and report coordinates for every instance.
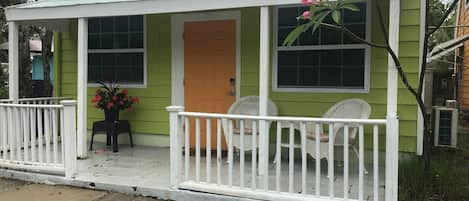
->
[275,99,371,172]
[222,96,278,153]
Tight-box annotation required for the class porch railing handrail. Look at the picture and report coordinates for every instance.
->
[0,100,77,178]
[179,111,387,124]
[0,103,64,108]
[17,97,73,102]
[168,106,392,201]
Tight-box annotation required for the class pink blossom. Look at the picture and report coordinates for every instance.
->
[112,96,118,101]
[129,106,134,111]
[107,102,114,110]
[301,0,318,6]
[302,11,311,19]
[119,101,124,105]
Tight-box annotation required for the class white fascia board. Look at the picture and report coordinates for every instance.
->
[5,0,298,21]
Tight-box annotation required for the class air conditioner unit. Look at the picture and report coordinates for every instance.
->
[433,107,458,148]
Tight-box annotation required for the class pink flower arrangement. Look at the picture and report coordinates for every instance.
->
[92,81,139,112]
[301,0,318,6]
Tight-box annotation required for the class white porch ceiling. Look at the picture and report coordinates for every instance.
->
[6,0,298,22]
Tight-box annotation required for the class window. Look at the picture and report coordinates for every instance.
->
[273,2,370,92]
[88,15,145,86]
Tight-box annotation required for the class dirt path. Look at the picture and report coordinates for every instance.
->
[0,178,164,201]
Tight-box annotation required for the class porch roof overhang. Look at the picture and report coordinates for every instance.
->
[5,0,298,22]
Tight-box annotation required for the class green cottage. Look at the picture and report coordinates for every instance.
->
[2,0,425,200]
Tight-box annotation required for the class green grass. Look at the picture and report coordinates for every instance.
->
[399,134,469,201]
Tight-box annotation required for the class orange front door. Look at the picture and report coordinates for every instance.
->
[184,20,237,149]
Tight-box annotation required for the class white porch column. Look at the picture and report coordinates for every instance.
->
[258,6,270,185]
[77,18,88,158]
[386,1,400,201]
[8,21,19,102]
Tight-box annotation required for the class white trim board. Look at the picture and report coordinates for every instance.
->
[6,0,298,22]
[271,0,372,94]
[171,10,242,107]
[416,0,427,156]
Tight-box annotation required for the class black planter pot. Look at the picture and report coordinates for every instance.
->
[104,109,120,122]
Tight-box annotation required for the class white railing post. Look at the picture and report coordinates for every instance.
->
[61,100,77,179]
[385,116,399,201]
[8,21,19,103]
[77,17,89,158]
[167,106,184,188]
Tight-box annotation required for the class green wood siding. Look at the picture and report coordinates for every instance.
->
[54,0,422,152]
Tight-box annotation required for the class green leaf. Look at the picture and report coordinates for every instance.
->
[342,4,360,11]
[332,10,341,24]
[282,23,310,46]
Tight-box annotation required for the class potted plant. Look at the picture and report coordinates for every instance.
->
[91,81,139,122]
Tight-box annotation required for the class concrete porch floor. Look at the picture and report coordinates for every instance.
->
[77,143,386,201]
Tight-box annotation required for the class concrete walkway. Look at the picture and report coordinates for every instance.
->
[0,178,164,201]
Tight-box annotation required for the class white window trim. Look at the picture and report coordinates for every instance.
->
[272,0,372,93]
[87,15,147,88]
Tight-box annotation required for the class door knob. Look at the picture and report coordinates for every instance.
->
[229,78,236,96]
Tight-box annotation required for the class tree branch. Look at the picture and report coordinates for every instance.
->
[427,0,459,36]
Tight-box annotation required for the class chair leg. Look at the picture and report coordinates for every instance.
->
[112,133,119,152]
[128,124,134,148]
[352,145,368,174]
[89,131,95,151]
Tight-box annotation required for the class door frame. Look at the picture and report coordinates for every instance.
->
[171,10,241,107]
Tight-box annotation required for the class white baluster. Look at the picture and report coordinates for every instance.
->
[228,120,233,187]
[217,118,222,185]
[301,122,307,194]
[328,123,334,198]
[1,107,7,160]
[288,122,294,193]
[195,118,201,182]
[8,107,15,161]
[240,120,245,188]
[251,120,257,189]
[52,108,59,164]
[275,121,282,192]
[344,125,349,200]
[373,125,379,201]
[15,107,21,161]
[206,118,211,183]
[315,123,320,196]
[358,125,364,201]
[184,117,190,181]
[30,108,37,162]
[44,108,51,163]
[22,108,29,162]
[38,108,44,163]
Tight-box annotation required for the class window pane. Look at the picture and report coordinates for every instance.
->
[276,49,365,89]
[319,67,341,86]
[130,15,144,32]
[101,33,114,49]
[89,34,101,49]
[115,16,129,33]
[129,33,144,48]
[278,7,299,27]
[115,33,129,49]
[101,17,114,33]
[343,67,364,87]
[278,67,298,86]
[89,18,101,34]
[88,52,144,84]
[320,27,342,45]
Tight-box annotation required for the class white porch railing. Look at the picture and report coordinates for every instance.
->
[167,106,394,201]
[0,100,77,178]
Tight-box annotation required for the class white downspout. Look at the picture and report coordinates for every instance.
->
[77,18,88,158]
